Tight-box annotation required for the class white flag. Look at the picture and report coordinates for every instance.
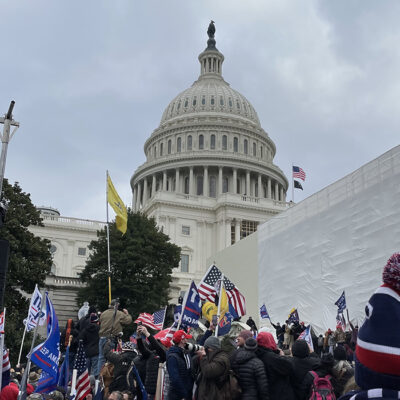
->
[298,325,314,351]
[25,285,45,332]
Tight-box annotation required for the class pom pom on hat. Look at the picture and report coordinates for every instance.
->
[244,337,258,351]
[383,253,400,292]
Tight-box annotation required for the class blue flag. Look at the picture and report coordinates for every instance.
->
[57,346,69,391]
[31,293,60,393]
[229,303,239,319]
[288,308,299,323]
[217,312,233,336]
[335,291,346,313]
[260,304,270,320]
[173,305,182,323]
[180,281,202,328]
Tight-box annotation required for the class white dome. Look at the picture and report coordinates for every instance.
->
[160,78,261,127]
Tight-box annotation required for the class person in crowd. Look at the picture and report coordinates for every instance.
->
[339,252,400,399]
[108,391,123,400]
[136,325,167,400]
[348,320,358,350]
[255,331,295,400]
[103,339,138,393]
[283,321,294,349]
[246,317,258,335]
[290,339,321,399]
[231,337,269,399]
[121,390,134,400]
[271,322,285,348]
[291,321,303,341]
[324,328,336,354]
[166,330,194,400]
[80,312,100,377]
[0,379,34,400]
[299,353,338,399]
[334,324,346,347]
[97,299,132,373]
[332,346,354,397]
[230,330,253,366]
[317,334,324,356]
[77,305,97,333]
[196,336,230,400]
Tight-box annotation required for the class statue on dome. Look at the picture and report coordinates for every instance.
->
[207,20,216,39]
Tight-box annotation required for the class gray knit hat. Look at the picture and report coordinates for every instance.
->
[204,336,221,350]
[244,337,258,351]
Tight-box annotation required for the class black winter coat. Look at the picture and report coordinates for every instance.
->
[291,355,321,400]
[79,323,99,358]
[231,348,269,400]
[137,335,166,395]
[167,345,194,400]
[256,347,295,400]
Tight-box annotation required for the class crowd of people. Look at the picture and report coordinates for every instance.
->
[1,252,400,400]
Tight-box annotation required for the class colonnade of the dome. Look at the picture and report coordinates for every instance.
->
[132,165,286,212]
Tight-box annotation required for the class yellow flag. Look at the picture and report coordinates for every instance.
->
[107,174,128,234]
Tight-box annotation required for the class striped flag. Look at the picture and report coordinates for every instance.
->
[134,308,166,331]
[293,166,306,181]
[73,341,91,400]
[298,325,314,351]
[198,265,246,317]
[2,349,10,372]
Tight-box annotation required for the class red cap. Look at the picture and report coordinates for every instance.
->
[257,332,277,350]
[172,329,192,344]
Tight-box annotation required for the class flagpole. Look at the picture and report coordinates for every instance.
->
[17,324,27,368]
[292,163,294,203]
[176,281,192,330]
[215,275,224,337]
[106,170,112,305]
[161,306,167,330]
[0,308,6,390]
[18,292,44,400]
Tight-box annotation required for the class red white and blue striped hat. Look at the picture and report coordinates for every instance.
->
[355,253,400,390]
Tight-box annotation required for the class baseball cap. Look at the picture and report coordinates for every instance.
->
[172,329,193,344]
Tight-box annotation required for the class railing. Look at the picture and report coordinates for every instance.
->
[46,275,86,287]
[41,214,106,229]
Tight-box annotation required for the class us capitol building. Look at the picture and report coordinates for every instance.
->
[131,22,289,299]
[29,23,289,324]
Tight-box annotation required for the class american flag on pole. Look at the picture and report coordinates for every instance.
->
[134,308,166,331]
[198,265,246,317]
[3,349,10,372]
[293,166,306,181]
[0,311,4,334]
[73,341,91,400]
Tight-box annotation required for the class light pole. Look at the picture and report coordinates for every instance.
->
[0,101,20,201]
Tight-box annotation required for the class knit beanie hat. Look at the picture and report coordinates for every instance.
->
[238,330,253,341]
[355,253,400,390]
[244,337,258,351]
[257,332,277,350]
[321,353,334,368]
[333,346,347,361]
[204,336,221,350]
[292,339,310,359]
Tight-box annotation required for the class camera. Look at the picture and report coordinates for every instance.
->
[185,343,204,352]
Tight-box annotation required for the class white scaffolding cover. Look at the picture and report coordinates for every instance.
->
[258,146,400,333]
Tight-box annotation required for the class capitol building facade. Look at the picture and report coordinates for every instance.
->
[131,25,289,299]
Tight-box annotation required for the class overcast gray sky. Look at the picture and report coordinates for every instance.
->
[1,1,399,221]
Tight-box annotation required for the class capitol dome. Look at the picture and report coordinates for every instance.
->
[131,23,288,299]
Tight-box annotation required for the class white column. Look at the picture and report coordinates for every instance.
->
[152,175,156,197]
[189,167,194,195]
[203,166,208,196]
[275,182,279,200]
[246,171,250,196]
[233,168,237,194]
[218,166,223,195]
[175,169,180,193]
[163,171,167,191]
[225,219,231,247]
[280,187,284,202]
[136,182,142,211]
[143,178,148,204]
[267,177,271,199]
[258,174,262,198]
[132,186,137,211]
[235,219,241,243]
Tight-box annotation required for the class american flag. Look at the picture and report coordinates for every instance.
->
[3,348,10,372]
[134,308,166,331]
[293,166,306,181]
[198,265,246,317]
[73,341,91,400]
[0,311,4,334]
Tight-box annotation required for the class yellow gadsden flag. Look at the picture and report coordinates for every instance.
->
[107,174,128,234]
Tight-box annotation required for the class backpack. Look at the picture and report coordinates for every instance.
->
[308,371,336,400]
[226,369,242,400]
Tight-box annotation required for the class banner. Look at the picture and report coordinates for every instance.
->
[25,285,46,332]
[31,293,60,389]
[298,325,314,351]
[180,281,201,328]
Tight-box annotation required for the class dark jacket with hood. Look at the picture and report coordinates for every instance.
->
[79,322,99,358]
[197,348,231,400]
[290,340,321,400]
[231,348,269,400]
[256,346,295,400]
[137,335,166,396]
[166,345,193,400]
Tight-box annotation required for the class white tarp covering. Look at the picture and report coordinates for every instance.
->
[258,145,400,333]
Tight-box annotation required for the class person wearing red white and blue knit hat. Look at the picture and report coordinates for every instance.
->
[339,253,400,400]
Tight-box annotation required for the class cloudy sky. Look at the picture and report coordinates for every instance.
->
[1,1,399,221]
